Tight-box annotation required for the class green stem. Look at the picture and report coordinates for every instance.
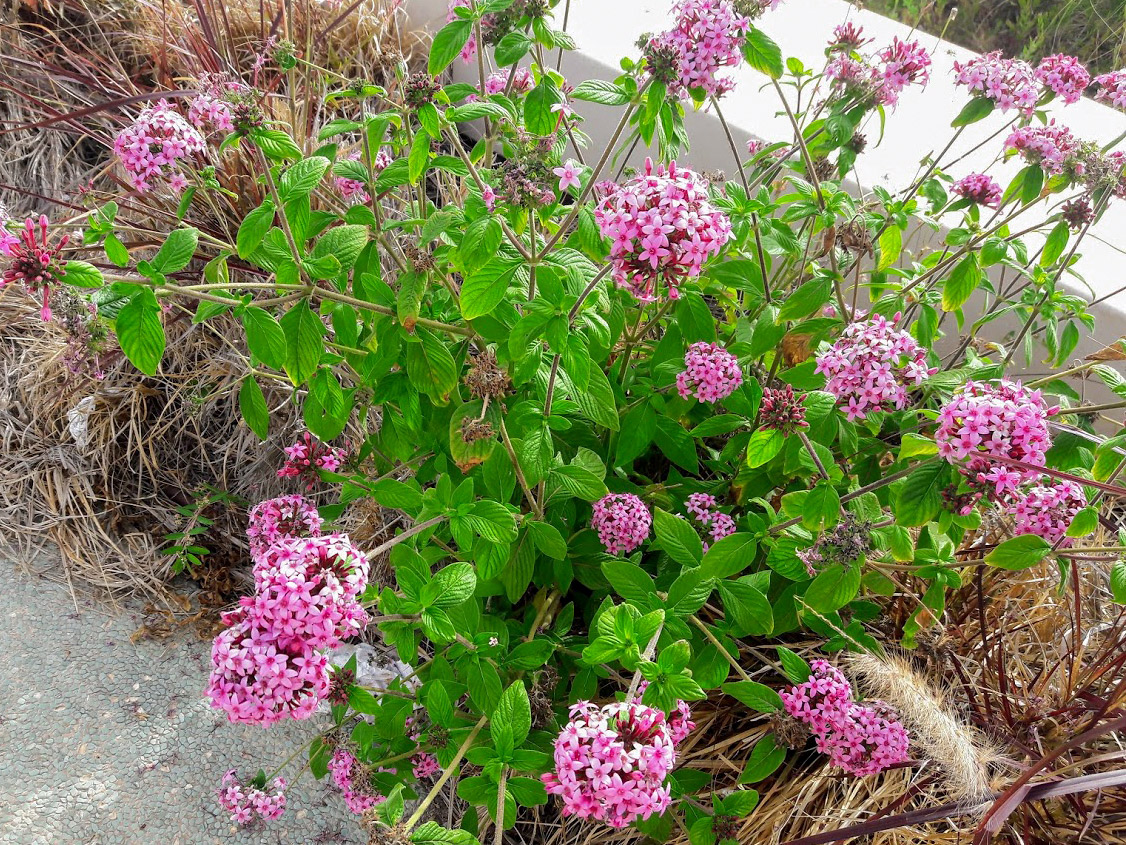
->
[402,715,488,832]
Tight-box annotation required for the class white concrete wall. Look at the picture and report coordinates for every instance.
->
[408,0,1126,394]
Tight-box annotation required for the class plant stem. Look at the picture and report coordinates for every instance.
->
[402,715,488,832]
[689,616,754,683]
[366,514,447,558]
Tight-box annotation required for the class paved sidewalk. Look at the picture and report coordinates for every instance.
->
[0,560,366,845]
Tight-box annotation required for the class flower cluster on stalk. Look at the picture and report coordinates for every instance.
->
[542,699,688,827]
[684,492,736,551]
[677,342,743,403]
[0,214,69,321]
[641,0,751,100]
[329,748,386,814]
[952,173,1003,208]
[113,100,206,193]
[277,432,348,490]
[758,384,809,434]
[1035,55,1090,105]
[780,660,910,776]
[1005,479,1087,546]
[592,493,652,555]
[814,314,934,420]
[953,52,1040,115]
[824,27,931,109]
[246,494,324,559]
[217,770,288,824]
[595,158,731,302]
[1095,69,1126,110]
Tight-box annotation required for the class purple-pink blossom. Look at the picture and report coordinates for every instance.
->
[1095,69,1126,110]
[643,0,751,100]
[113,100,206,193]
[935,380,1055,498]
[953,51,1038,115]
[553,159,582,193]
[877,38,931,100]
[677,341,743,403]
[246,495,324,561]
[1006,479,1087,545]
[591,493,652,555]
[335,149,391,205]
[1035,54,1090,105]
[683,492,736,551]
[952,173,1003,208]
[1004,122,1081,175]
[277,432,348,489]
[759,384,809,434]
[412,752,440,779]
[217,770,287,824]
[596,158,731,302]
[0,215,68,321]
[781,659,910,777]
[542,700,681,827]
[329,748,386,814]
[814,314,934,420]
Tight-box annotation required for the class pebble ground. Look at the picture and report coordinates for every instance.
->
[0,559,366,845]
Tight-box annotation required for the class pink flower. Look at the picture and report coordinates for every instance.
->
[1,214,69,321]
[482,184,497,212]
[335,148,391,205]
[412,752,440,779]
[553,159,582,193]
[1005,480,1087,545]
[953,51,1038,115]
[877,38,931,100]
[676,342,743,403]
[0,205,18,257]
[595,158,731,302]
[642,0,751,100]
[447,0,477,63]
[217,770,287,824]
[1036,55,1090,105]
[591,493,652,555]
[1095,69,1126,110]
[683,492,735,552]
[935,380,1055,498]
[1004,122,1081,175]
[113,100,206,193]
[246,495,324,560]
[329,749,386,814]
[277,432,348,490]
[814,314,934,420]
[542,700,683,828]
[952,173,1003,208]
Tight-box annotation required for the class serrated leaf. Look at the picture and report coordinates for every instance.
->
[985,534,1052,570]
[239,376,269,439]
[116,288,165,376]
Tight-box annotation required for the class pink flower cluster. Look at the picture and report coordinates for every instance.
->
[814,314,934,420]
[781,660,910,777]
[591,493,652,556]
[335,149,392,205]
[188,74,247,133]
[0,205,19,256]
[412,752,440,779]
[0,214,68,321]
[329,748,385,814]
[953,173,1003,208]
[1005,479,1086,545]
[217,770,287,824]
[482,67,534,96]
[677,341,743,403]
[542,699,681,827]
[1004,122,1080,175]
[646,0,751,100]
[246,495,324,560]
[1035,55,1090,105]
[596,158,731,302]
[935,380,1054,497]
[113,100,206,193]
[637,680,696,743]
[759,384,809,434]
[877,37,932,100]
[1095,69,1126,110]
[207,534,370,725]
[277,432,347,489]
[684,492,736,552]
[953,52,1039,115]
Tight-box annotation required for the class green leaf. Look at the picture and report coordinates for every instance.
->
[739,734,787,784]
[776,275,832,322]
[802,482,840,532]
[985,534,1052,570]
[777,646,811,683]
[462,259,522,319]
[312,225,369,271]
[280,299,325,385]
[1112,560,1126,603]
[1066,506,1097,539]
[431,562,477,608]
[653,507,703,566]
[942,254,981,312]
[116,287,165,376]
[237,201,275,259]
[494,30,533,65]
[429,19,474,75]
[60,260,104,289]
[368,479,423,511]
[951,96,995,127]
[492,681,532,758]
[894,462,946,527]
[527,521,568,559]
[409,130,431,184]
[104,234,130,267]
[717,579,772,636]
[279,156,330,199]
[570,79,631,105]
[525,77,563,136]
[602,560,655,603]
[152,227,199,274]
[405,327,458,399]
[741,27,783,79]
[1040,221,1069,267]
[803,563,861,613]
[701,533,757,579]
[722,680,782,713]
[251,128,302,161]
[876,225,901,272]
[239,376,269,440]
[446,101,512,123]
[899,433,938,460]
[746,428,784,468]
[242,306,287,369]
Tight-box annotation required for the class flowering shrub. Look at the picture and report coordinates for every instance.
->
[10,0,1126,840]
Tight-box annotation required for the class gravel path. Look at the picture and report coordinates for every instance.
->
[0,559,366,845]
